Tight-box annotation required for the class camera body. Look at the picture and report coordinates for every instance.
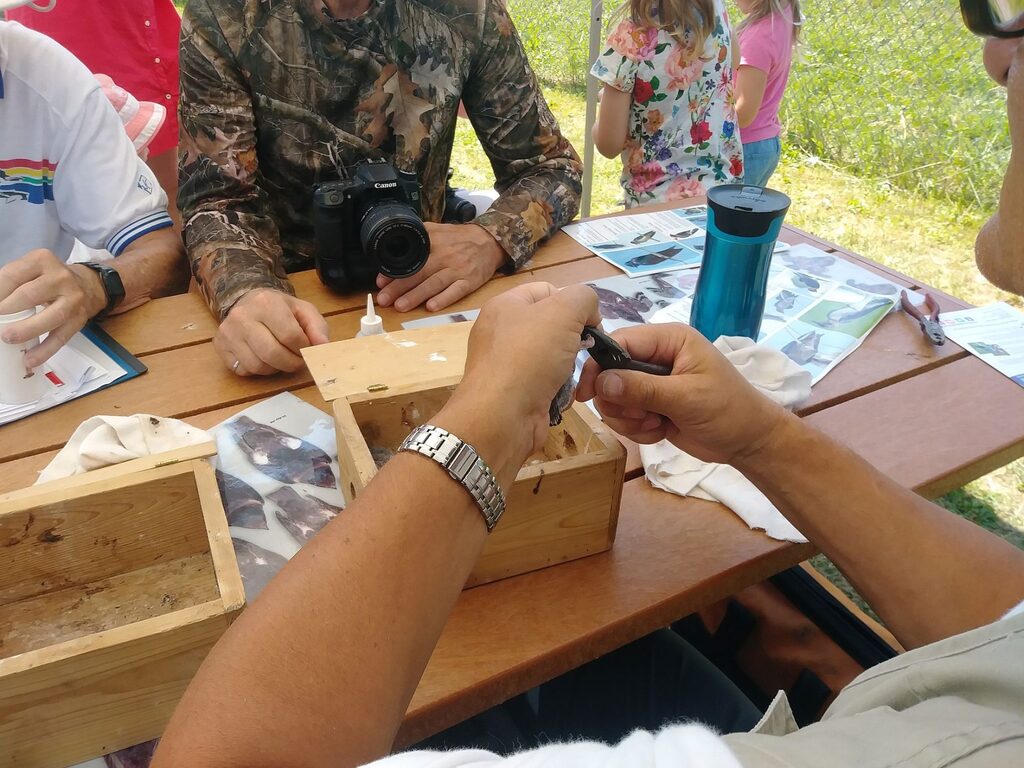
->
[313,161,480,294]
[313,161,431,294]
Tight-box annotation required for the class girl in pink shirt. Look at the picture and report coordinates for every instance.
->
[734,0,801,186]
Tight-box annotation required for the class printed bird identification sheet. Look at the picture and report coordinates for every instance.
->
[940,302,1024,388]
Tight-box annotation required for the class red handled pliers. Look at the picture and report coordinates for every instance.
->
[900,290,945,346]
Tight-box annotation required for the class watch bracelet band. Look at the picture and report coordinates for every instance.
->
[398,424,505,531]
[80,262,123,319]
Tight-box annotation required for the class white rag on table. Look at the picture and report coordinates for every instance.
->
[639,337,812,543]
[35,414,212,484]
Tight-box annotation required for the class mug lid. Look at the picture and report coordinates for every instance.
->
[707,185,791,238]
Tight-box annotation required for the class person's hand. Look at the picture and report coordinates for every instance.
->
[0,249,107,368]
[436,283,600,483]
[575,324,786,465]
[214,288,329,376]
[375,223,506,313]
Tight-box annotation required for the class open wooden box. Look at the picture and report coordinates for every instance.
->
[303,323,626,587]
[0,444,244,768]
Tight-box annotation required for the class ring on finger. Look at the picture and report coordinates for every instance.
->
[231,359,241,374]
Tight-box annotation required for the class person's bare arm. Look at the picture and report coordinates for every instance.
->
[593,86,632,158]
[0,229,186,367]
[734,65,768,129]
[152,283,601,768]
[735,413,1024,648]
[577,324,1024,651]
[154,426,502,768]
[100,227,189,313]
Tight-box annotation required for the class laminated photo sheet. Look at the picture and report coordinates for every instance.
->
[594,260,896,386]
[562,204,793,278]
[941,302,1024,388]
[757,279,895,384]
[776,243,907,302]
[212,392,346,601]
[563,206,708,277]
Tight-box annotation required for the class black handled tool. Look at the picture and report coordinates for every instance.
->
[900,291,945,346]
[581,325,672,375]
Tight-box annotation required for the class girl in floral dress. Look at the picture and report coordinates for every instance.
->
[591,0,743,207]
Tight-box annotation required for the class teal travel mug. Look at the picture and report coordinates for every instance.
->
[689,185,791,341]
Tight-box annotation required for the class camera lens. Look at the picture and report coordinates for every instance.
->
[361,202,430,278]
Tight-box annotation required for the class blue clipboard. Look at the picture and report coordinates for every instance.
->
[79,321,148,389]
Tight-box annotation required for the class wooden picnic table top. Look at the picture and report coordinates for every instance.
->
[2,200,1023,754]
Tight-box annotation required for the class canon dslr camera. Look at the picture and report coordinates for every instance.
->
[313,161,431,293]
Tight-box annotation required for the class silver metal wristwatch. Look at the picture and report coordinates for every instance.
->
[398,424,505,531]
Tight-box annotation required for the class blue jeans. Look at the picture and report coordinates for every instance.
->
[743,136,781,187]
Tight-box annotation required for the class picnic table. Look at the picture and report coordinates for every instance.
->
[3,200,1024,755]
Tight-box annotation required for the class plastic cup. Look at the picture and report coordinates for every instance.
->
[0,308,49,405]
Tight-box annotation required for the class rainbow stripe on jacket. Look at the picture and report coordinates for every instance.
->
[0,158,57,204]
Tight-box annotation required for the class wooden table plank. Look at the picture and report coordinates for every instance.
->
[800,310,967,413]
[396,478,815,746]
[805,356,1024,499]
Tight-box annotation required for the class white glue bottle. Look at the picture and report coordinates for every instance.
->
[356,293,385,337]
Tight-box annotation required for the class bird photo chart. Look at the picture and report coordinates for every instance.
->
[211,392,346,602]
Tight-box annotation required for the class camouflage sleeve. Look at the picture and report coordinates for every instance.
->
[178,0,294,320]
[462,0,583,270]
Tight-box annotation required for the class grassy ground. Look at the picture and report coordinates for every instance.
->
[453,83,1024,616]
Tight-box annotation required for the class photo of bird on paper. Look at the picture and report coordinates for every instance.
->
[591,230,703,277]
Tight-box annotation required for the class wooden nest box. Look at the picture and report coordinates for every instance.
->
[303,322,626,587]
[0,444,244,768]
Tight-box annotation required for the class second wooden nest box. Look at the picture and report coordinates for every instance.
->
[302,321,626,587]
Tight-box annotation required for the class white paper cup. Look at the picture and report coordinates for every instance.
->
[0,308,49,405]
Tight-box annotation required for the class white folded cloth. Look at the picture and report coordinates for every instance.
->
[36,414,212,484]
[639,337,812,543]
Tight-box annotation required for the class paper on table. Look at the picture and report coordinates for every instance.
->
[562,206,789,278]
[581,244,898,387]
[941,302,1024,387]
[0,331,124,425]
[564,205,708,277]
[648,269,895,385]
[212,392,347,598]
[401,308,480,330]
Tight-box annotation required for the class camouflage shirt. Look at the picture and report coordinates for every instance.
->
[178,0,583,318]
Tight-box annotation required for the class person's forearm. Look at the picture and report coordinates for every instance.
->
[734,412,1024,649]
[153,395,529,768]
[108,228,189,313]
[476,165,582,268]
[185,211,295,319]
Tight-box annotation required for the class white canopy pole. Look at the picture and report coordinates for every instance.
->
[580,0,603,218]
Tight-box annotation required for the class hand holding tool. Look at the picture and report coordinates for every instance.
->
[581,325,672,375]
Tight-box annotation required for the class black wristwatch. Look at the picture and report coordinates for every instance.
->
[80,262,126,319]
